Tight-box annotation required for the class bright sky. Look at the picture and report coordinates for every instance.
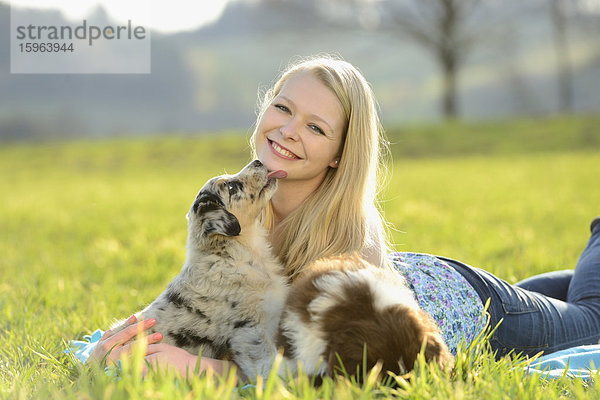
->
[9,0,231,33]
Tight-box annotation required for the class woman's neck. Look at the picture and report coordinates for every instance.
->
[270,178,321,228]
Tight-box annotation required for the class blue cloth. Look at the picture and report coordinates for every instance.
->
[525,344,600,381]
[67,329,103,364]
[66,329,122,377]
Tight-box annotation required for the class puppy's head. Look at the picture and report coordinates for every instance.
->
[324,302,454,380]
[187,160,285,240]
[319,265,454,380]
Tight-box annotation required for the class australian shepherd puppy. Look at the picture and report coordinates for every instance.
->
[108,160,288,379]
[277,253,454,380]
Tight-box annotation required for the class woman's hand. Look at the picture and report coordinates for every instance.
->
[87,315,241,380]
[143,344,240,380]
[87,315,162,366]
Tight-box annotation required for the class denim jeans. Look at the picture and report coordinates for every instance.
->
[439,221,600,359]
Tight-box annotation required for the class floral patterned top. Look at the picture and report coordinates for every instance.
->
[389,252,487,355]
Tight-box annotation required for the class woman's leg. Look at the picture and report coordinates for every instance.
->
[440,218,600,359]
[515,270,573,301]
[567,217,600,303]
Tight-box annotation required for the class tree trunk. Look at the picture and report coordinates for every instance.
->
[550,0,574,113]
[439,47,459,118]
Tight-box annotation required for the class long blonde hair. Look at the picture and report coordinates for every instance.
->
[251,55,391,279]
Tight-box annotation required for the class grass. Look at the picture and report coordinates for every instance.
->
[1,115,600,399]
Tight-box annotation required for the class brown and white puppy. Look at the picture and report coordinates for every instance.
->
[277,254,453,380]
[110,160,288,379]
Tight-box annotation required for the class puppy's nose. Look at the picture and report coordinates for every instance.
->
[251,160,263,168]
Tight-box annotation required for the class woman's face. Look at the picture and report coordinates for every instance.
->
[255,71,346,188]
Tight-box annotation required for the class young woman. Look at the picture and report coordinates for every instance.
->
[84,55,600,377]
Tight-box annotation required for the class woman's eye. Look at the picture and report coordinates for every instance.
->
[309,124,325,135]
[274,104,290,113]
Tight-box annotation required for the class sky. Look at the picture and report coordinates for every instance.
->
[9,0,600,33]
[8,0,231,33]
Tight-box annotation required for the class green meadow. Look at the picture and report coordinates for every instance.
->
[1,115,599,399]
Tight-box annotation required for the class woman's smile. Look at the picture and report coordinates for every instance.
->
[268,139,301,160]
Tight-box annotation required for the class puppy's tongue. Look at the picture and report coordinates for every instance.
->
[267,170,287,179]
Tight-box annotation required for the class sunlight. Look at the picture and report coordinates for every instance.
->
[8,0,230,33]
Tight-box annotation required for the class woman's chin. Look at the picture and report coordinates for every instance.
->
[259,155,290,171]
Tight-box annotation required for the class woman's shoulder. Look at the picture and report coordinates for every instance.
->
[361,211,389,267]
[360,240,384,267]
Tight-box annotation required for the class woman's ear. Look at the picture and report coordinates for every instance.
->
[330,158,340,169]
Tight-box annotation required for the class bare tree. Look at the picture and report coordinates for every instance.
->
[279,0,522,120]
[549,0,574,113]
[380,0,484,119]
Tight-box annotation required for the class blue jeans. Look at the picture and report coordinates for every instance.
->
[440,221,600,359]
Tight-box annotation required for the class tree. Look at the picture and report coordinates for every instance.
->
[380,0,484,119]
[549,0,574,113]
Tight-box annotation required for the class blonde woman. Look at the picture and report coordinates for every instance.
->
[250,56,390,277]
[81,55,600,377]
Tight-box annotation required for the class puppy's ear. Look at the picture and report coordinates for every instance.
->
[193,193,241,237]
[418,316,454,370]
[390,307,454,371]
[205,209,241,237]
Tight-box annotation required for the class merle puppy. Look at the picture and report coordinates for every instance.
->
[110,160,289,379]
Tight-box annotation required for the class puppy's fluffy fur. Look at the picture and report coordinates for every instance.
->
[277,254,454,379]
[110,160,288,378]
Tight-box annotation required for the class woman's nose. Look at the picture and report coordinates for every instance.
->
[279,119,300,141]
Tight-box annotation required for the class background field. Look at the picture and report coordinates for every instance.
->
[1,115,599,398]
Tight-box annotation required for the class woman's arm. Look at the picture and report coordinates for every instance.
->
[87,315,244,380]
[87,315,161,365]
[143,343,245,381]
